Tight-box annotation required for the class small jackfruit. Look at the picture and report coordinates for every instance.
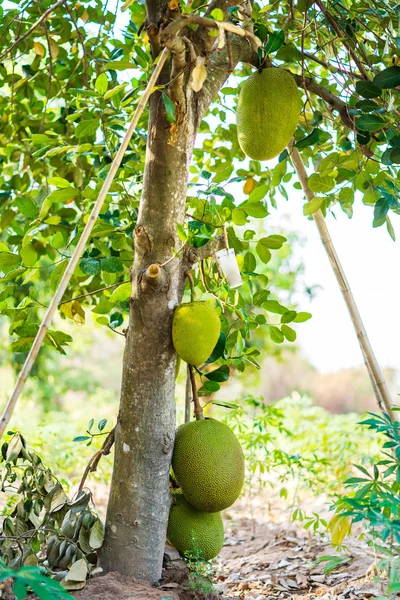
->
[172,302,220,366]
[236,67,302,161]
[172,419,245,512]
[167,492,224,561]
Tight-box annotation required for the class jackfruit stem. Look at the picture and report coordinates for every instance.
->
[189,365,205,420]
[185,271,195,302]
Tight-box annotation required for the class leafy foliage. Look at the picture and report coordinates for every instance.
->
[332,412,400,598]
[0,433,104,591]
[0,561,72,600]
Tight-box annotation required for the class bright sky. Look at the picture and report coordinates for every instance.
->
[269,195,400,374]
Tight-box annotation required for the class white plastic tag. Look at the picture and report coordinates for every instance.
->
[215,248,242,289]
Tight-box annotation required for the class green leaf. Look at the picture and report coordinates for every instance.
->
[263,300,287,314]
[210,8,224,20]
[16,198,37,218]
[243,252,256,272]
[386,217,396,241]
[373,66,400,89]
[98,418,107,431]
[47,187,78,203]
[356,114,385,132]
[95,72,108,95]
[293,311,312,322]
[232,208,247,225]
[269,325,284,343]
[163,93,176,123]
[73,436,91,442]
[0,252,20,268]
[276,42,301,62]
[105,61,136,70]
[256,239,272,264]
[20,244,37,267]
[198,380,220,396]
[209,400,239,409]
[264,30,285,54]
[281,310,296,323]
[80,258,101,276]
[52,231,64,249]
[303,196,323,216]
[100,257,124,273]
[355,80,382,98]
[261,234,286,249]
[51,260,67,291]
[89,519,105,549]
[242,201,268,218]
[373,198,389,226]
[206,333,226,363]
[103,83,127,100]
[75,119,100,138]
[48,176,71,188]
[281,324,296,342]
[109,282,131,303]
[248,184,268,203]
[205,365,230,382]
[308,174,335,194]
[295,128,324,149]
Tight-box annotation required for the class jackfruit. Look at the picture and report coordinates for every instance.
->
[172,419,245,512]
[236,67,302,161]
[167,492,224,561]
[172,302,220,366]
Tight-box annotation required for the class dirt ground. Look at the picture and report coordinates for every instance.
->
[72,487,384,600]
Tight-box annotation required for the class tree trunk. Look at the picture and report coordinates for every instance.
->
[101,28,253,582]
[101,84,195,581]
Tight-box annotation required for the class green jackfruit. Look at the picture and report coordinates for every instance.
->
[172,419,245,512]
[172,302,220,366]
[236,67,302,161]
[167,492,224,561]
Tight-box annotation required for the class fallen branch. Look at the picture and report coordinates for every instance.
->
[0,0,66,61]
[290,145,396,420]
[78,428,115,493]
[0,46,171,439]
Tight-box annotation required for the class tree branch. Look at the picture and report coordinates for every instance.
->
[290,72,355,129]
[0,0,66,61]
[184,234,225,266]
[161,14,261,53]
[78,428,115,493]
[315,0,370,80]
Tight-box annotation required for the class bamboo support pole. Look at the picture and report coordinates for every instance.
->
[0,48,171,438]
[291,147,396,420]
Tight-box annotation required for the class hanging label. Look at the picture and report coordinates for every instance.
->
[215,248,242,289]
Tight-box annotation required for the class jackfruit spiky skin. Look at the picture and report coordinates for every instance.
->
[172,419,245,512]
[167,492,224,561]
[172,302,221,366]
[236,68,302,161]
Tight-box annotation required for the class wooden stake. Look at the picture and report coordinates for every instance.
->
[290,146,396,420]
[0,48,171,438]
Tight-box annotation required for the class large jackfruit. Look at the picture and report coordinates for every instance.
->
[167,492,224,561]
[172,302,220,366]
[172,419,245,512]
[236,68,302,161]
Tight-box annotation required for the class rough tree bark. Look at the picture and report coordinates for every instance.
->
[101,7,254,581]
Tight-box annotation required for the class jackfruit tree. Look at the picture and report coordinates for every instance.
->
[0,0,399,586]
